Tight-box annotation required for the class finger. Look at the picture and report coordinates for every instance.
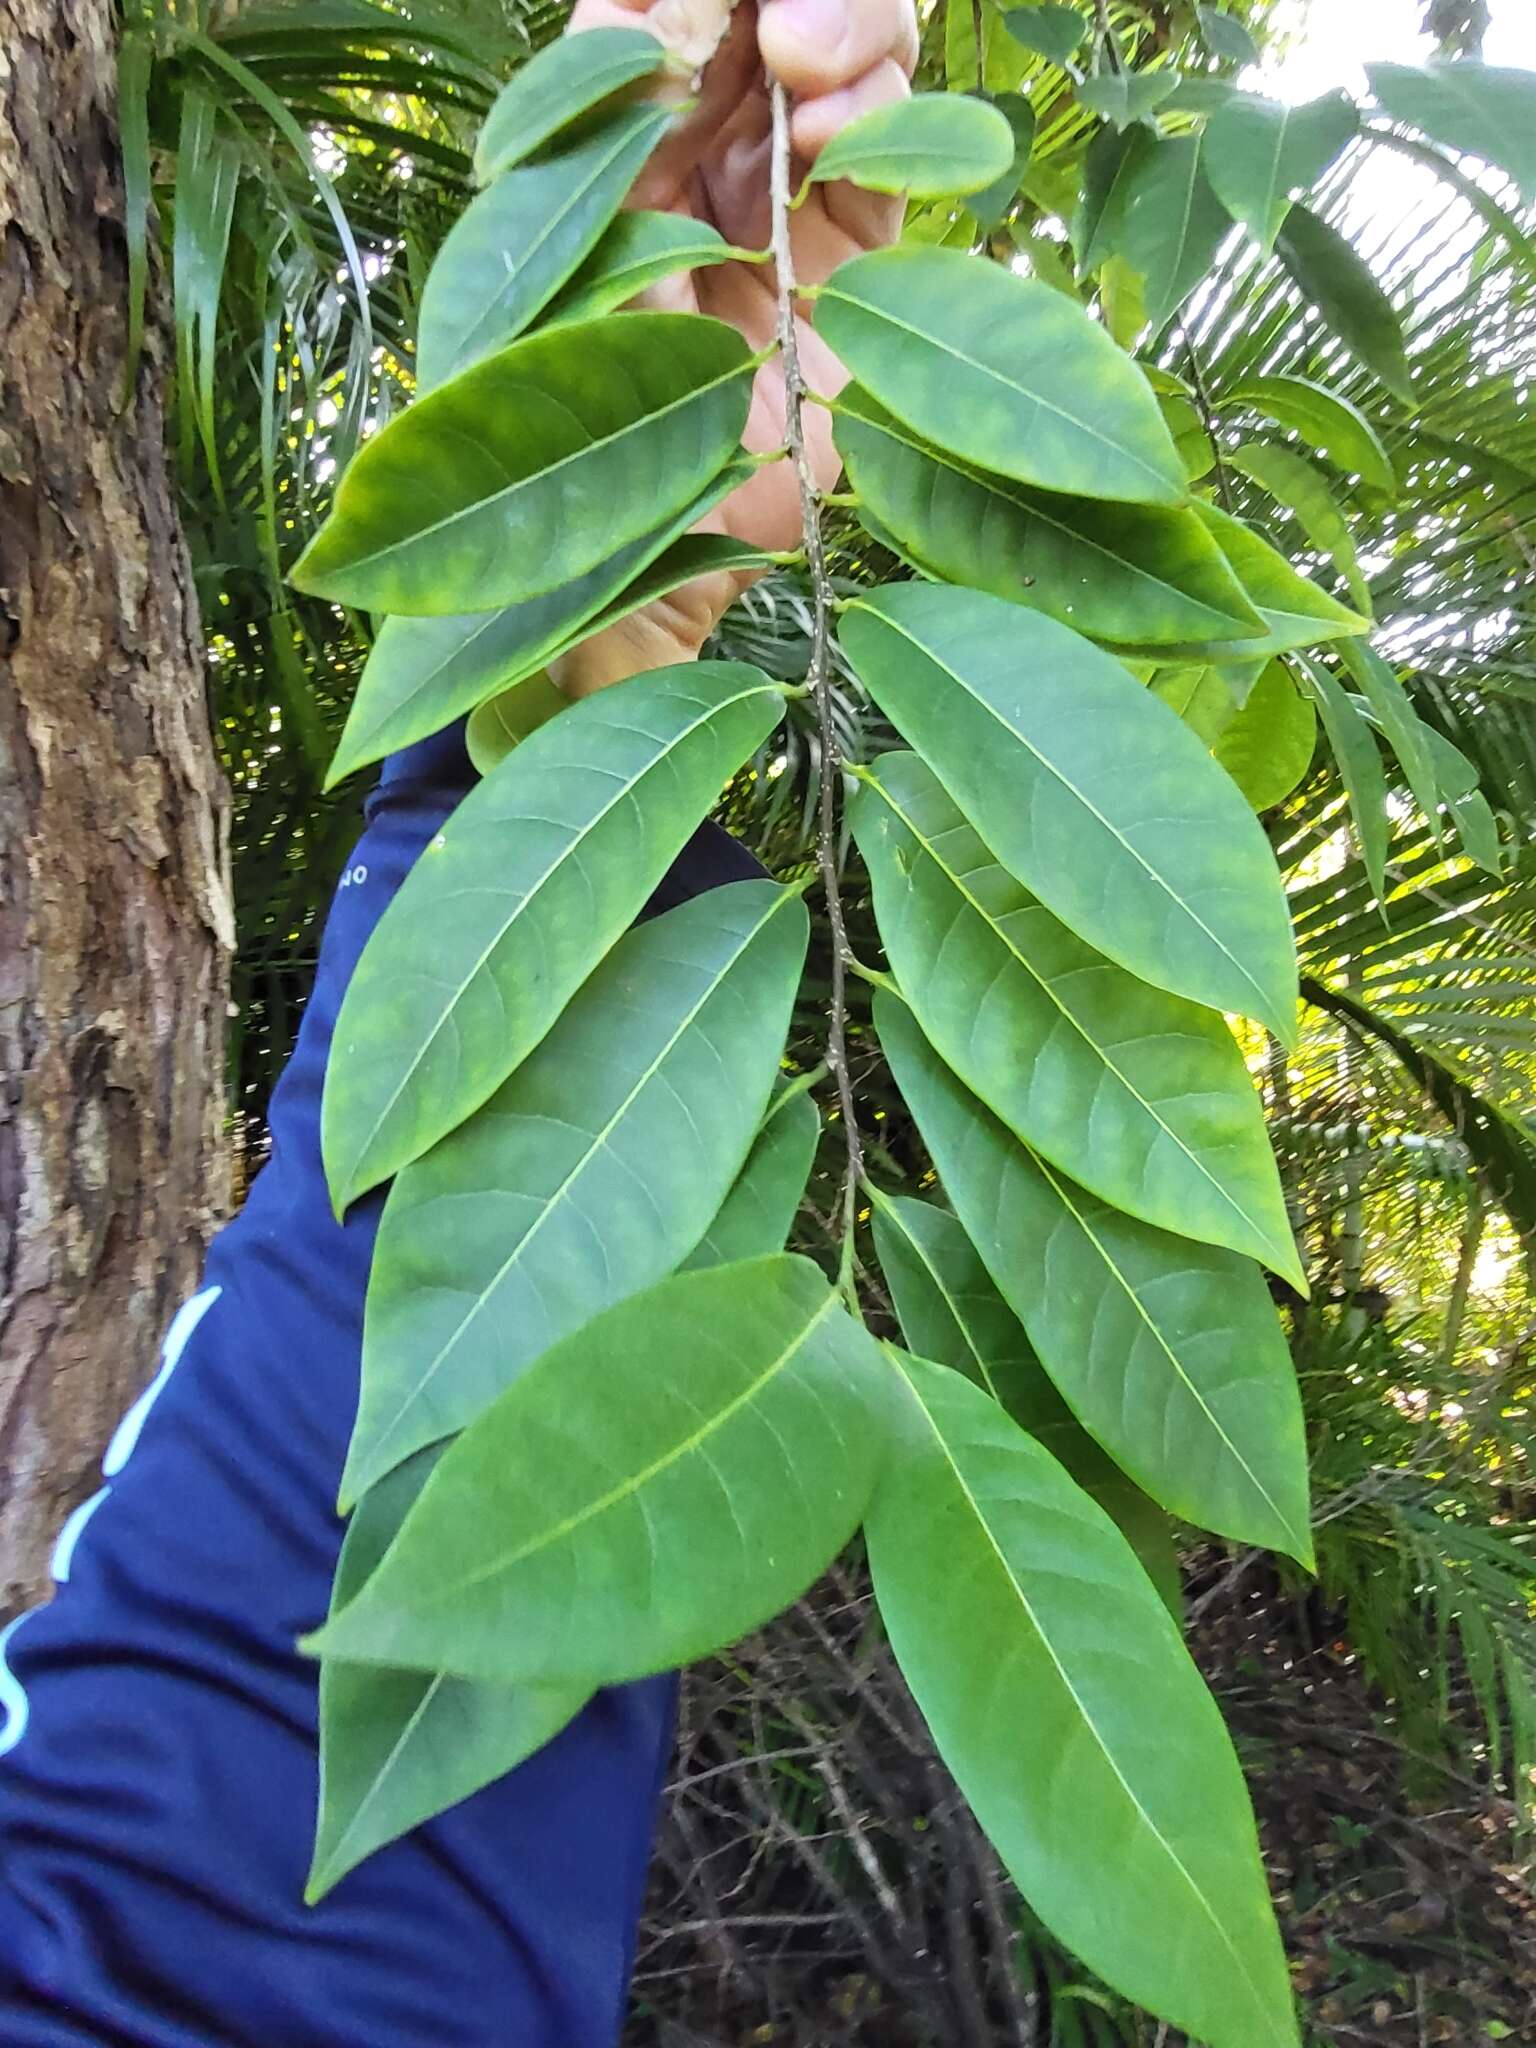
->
[757,0,918,101]
[789,53,908,160]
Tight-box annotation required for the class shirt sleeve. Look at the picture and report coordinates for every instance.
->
[0,724,766,2048]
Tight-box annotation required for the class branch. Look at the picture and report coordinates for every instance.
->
[768,80,864,1281]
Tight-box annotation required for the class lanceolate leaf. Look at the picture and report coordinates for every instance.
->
[322,662,785,1210]
[1099,133,1231,334]
[966,92,1036,231]
[1368,60,1536,201]
[814,247,1187,507]
[1296,652,1390,899]
[1074,122,1154,272]
[1227,439,1373,612]
[1203,91,1357,253]
[878,993,1313,1563]
[309,1257,892,1684]
[311,1450,587,1901]
[1220,374,1396,493]
[546,210,736,325]
[868,1351,1298,2048]
[1174,500,1370,660]
[290,313,754,616]
[417,105,673,389]
[682,1093,820,1271]
[834,387,1263,647]
[839,584,1300,1041]
[1212,660,1318,811]
[855,754,1301,1282]
[474,25,665,183]
[1337,638,1442,830]
[807,92,1015,199]
[328,461,760,784]
[1275,203,1414,406]
[342,882,809,1506]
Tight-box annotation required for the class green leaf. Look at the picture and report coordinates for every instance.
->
[309,1257,891,1684]
[1174,501,1370,660]
[814,246,1187,507]
[1220,374,1396,494]
[310,1449,586,1900]
[868,1192,1181,1609]
[342,881,808,1504]
[967,91,1037,231]
[327,460,759,784]
[1275,204,1414,406]
[682,1093,820,1271]
[1077,71,1179,132]
[1226,439,1373,612]
[464,673,567,774]
[1203,91,1357,253]
[1113,133,1233,331]
[1163,75,1239,115]
[1152,663,1237,744]
[1073,122,1155,271]
[474,25,666,184]
[417,105,672,389]
[808,91,1015,199]
[878,993,1313,1563]
[1296,653,1389,900]
[1211,660,1318,811]
[546,210,736,326]
[1419,725,1505,877]
[833,386,1263,647]
[1001,5,1085,65]
[322,661,784,1209]
[839,584,1299,1041]
[867,1350,1298,2048]
[855,754,1301,1283]
[290,313,754,616]
[1197,5,1261,68]
[1336,639,1442,830]
[1368,59,1536,200]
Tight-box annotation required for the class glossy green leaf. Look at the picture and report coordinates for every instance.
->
[1275,204,1414,405]
[1211,660,1318,811]
[855,754,1301,1282]
[311,1449,586,1900]
[418,105,672,389]
[1337,638,1442,829]
[290,313,754,616]
[343,882,808,1504]
[967,92,1037,230]
[327,460,759,784]
[1220,374,1396,493]
[683,1093,820,1271]
[868,1351,1297,2048]
[1368,59,1536,200]
[878,993,1313,1563]
[464,674,567,774]
[309,1257,891,1684]
[474,25,665,183]
[1152,663,1237,744]
[1078,71,1180,132]
[808,92,1014,199]
[322,661,785,1209]
[868,1192,1181,1610]
[833,387,1262,646]
[546,209,736,325]
[814,246,1187,507]
[839,584,1299,1041]
[1001,5,1085,64]
[1074,122,1154,271]
[1296,653,1389,900]
[1204,91,1357,253]
[1174,501,1370,660]
[1113,133,1233,331]
[1197,3,1260,66]
[1227,439,1372,612]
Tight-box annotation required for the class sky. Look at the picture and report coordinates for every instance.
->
[1260,0,1536,100]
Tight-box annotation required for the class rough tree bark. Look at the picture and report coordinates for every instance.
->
[0,0,232,1612]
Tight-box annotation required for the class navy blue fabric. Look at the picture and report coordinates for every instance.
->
[0,721,764,2046]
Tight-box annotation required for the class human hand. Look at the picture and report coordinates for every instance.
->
[551,0,919,698]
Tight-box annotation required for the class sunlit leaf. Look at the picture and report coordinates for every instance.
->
[1219,374,1396,493]
[1227,439,1372,612]
[1211,660,1318,811]
[1296,652,1389,900]
[808,92,1015,199]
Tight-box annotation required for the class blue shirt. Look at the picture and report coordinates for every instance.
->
[0,726,764,2045]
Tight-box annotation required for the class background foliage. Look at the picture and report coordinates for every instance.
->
[128,0,1534,2037]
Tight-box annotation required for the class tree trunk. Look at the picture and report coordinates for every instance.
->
[0,0,232,1613]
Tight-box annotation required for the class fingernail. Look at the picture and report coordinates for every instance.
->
[766,0,846,51]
